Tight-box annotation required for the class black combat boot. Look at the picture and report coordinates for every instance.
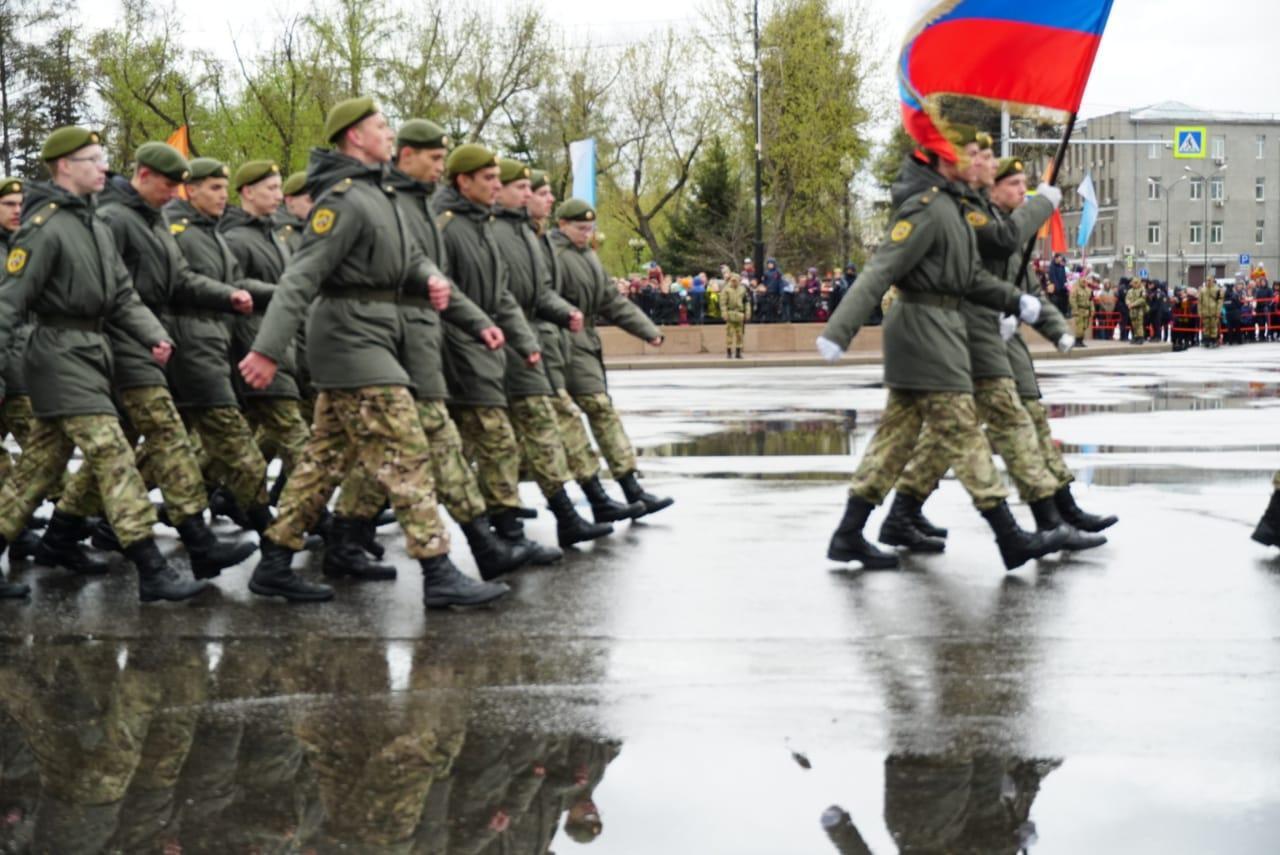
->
[579,475,646,524]
[7,526,42,562]
[1251,491,1280,547]
[460,515,536,581]
[726,348,733,358]
[1053,485,1118,533]
[321,516,396,581]
[420,554,509,609]
[208,486,251,528]
[492,508,563,565]
[307,508,334,548]
[0,537,30,599]
[175,515,257,580]
[246,503,275,534]
[910,501,948,539]
[735,348,743,359]
[373,506,398,527]
[125,538,209,602]
[547,489,613,548]
[27,512,48,529]
[34,510,112,575]
[514,506,539,519]
[90,518,123,553]
[351,517,387,559]
[827,495,899,569]
[617,471,674,517]
[249,538,334,601]
[981,502,1071,570]
[1029,496,1107,551]
[877,493,946,553]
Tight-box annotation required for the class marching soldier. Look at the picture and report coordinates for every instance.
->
[278,169,316,424]
[0,127,208,601]
[815,131,1068,571]
[239,96,508,608]
[548,199,674,516]
[1199,276,1223,346]
[1126,278,1148,344]
[721,269,750,358]
[40,141,257,579]
[1070,273,1095,345]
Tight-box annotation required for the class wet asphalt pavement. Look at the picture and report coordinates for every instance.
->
[5,344,1280,852]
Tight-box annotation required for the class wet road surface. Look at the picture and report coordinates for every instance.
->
[4,344,1280,852]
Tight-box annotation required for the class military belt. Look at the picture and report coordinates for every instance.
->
[320,286,400,304]
[898,291,963,312]
[399,295,434,310]
[36,313,104,332]
[170,307,223,321]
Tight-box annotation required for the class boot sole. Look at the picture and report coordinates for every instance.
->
[140,584,210,603]
[423,589,508,609]
[827,547,899,569]
[1251,529,1280,547]
[1072,516,1119,533]
[1061,534,1108,551]
[248,580,334,602]
[878,528,946,553]
[34,553,111,576]
[558,526,614,548]
[190,542,258,577]
[632,498,674,517]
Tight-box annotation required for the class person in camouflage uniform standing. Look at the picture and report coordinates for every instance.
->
[52,141,257,579]
[815,132,1069,572]
[1199,276,1222,346]
[1070,273,1095,345]
[549,199,675,517]
[492,159,643,532]
[162,158,278,536]
[330,118,536,581]
[882,151,1104,555]
[721,270,750,358]
[240,96,508,608]
[1126,278,1148,344]
[221,161,312,515]
[0,127,208,601]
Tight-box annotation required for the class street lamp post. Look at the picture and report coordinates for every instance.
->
[1185,161,1227,284]
[1149,174,1189,284]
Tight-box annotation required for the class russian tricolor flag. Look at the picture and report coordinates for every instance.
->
[899,0,1115,161]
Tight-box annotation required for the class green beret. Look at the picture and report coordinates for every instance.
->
[41,126,101,162]
[324,96,378,143]
[446,143,500,178]
[232,159,281,190]
[529,169,548,191]
[499,159,532,185]
[995,157,1025,183]
[0,177,22,197]
[946,123,992,150]
[187,158,229,182]
[282,171,308,197]
[555,198,596,222]
[135,142,190,182]
[396,119,450,151]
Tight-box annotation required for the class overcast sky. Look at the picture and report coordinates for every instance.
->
[83,0,1280,125]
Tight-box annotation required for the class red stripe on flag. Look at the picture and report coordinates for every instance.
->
[901,102,958,163]
[1049,209,1067,254]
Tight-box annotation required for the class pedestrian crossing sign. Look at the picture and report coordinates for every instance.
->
[1174,127,1206,159]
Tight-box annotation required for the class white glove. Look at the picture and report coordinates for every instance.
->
[1036,182,1063,210]
[1057,333,1075,353]
[1018,294,1042,325]
[816,336,845,362]
[999,314,1019,341]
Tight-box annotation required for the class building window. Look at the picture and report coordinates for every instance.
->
[1211,135,1226,160]
[1190,177,1204,200]
[1190,222,1203,244]
[1107,178,1115,203]
[1148,142,1160,159]
[1258,135,1267,159]
[1257,177,1266,202]
[1210,177,1224,202]
[1147,221,1161,244]
[1148,179,1161,200]
[1210,221,1223,245]
[1258,220,1266,245]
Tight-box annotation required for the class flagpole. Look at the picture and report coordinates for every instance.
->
[1016,112,1077,291]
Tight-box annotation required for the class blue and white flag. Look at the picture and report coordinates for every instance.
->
[569,138,597,208]
[1076,171,1098,248]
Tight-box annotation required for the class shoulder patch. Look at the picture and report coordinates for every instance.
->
[890,221,914,243]
[29,201,59,227]
[435,210,455,232]
[310,208,337,235]
[6,247,28,275]
[330,177,354,195]
[965,211,990,228]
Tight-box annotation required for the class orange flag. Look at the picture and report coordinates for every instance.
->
[1047,209,1067,253]
[166,126,190,199]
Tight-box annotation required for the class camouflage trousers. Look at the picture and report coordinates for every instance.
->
[268,386,447,558]
[0,394,34,483]
[184,406,269,510]
[244,397,311,485]
[450,405,523,512]
[337,399,487,525]
[1202,316,1220,342]
[553,389,600,482]
[59,386,207,526]
[509,395,573,498]
[1022,397,1074,490]
[895,378,1058,504]
[849,389,1008,511]
[573,392,637,479]
[1073,310,1092,340]
[725,321,745,350]
[0,413,157,546]
[1130,308,1147,339]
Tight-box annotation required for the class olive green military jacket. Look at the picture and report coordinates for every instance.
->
[0,181,170,418]
[220,206,301,401]
[272,209,312,396]
[1125,285,1148,311]
[163,199,275,409]
[536,231,573,392]
[253,148,442,391]
[0,225,31,397]
[431,184,540,408]
[820,156,1025,393]
[390,173,494,402]
[1070,280,1095,314]
[1199,282,1222,317]
[97,177,241,393]
[549,229,661,397]
[721,282,750,322]
[492,206,577,399]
